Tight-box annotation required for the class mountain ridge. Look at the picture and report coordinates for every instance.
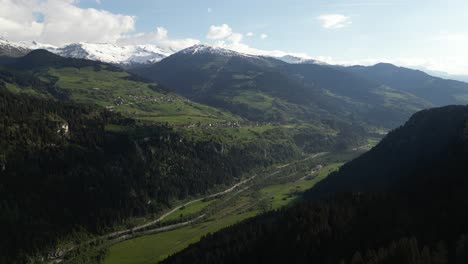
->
[342,63,468,105]
[0,38,334,68]
[134,45,435,130]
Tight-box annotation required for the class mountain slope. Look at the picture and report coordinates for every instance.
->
[276,55,326,65]
[163,105,468,264]
[307,104,468,197]
[0,38,30,57]
[55,42,170,66]
[0,88,306,263]
[0,50,238,124]
[135,45,432,129]
[0,39,170,66]
[135,45,330,122]
[344,63,468,105]
[280,63,432,126]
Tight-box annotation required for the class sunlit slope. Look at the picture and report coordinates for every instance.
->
[0,50,239,124]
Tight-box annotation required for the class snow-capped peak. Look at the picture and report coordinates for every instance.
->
[276,55,328,65]
[0,38,57,51]
[1,37,327,67]
[180,44,239,56]
[19,41,58,51]
[0,38,170,65]
[55,42,170,65]
[179,45,326,66]
[0,38,31,57]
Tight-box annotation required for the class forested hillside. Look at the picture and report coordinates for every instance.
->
[307,105,468,197]
[0,78,368,262]
[0,89,293,263]
[163,105,468,264]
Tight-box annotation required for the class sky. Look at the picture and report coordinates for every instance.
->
[1,0,468,76]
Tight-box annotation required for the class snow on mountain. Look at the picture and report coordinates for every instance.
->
[55,43,170,65]
[0,38,31,57]
[179,44,256,58]
[276,55,328,65]
[18,40,58,51]
[0,38,169,65]
[0,38,59,56]
[1,38,327,67]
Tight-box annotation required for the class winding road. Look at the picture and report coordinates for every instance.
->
[48,175,258,263]
[49,152,332,263]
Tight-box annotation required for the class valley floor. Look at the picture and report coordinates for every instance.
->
[98,149,366,264]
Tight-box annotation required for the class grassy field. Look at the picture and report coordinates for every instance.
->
[226,89,312,121]
[43,66,239,124]
[176,121,337,145]
[103,155,346,264]
[260,163,342,209]
[104,211,258,264]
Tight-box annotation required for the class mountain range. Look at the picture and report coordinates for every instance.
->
[2,36,468,263]
[0,38,171,66]
[0,38,326,67]
[342,63,468,105]
[3,37,467,82]
[134,44,468,130]
[3,39,468,131]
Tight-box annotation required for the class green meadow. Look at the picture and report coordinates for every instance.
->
[103,156,346,264]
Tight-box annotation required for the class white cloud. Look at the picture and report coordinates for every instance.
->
[40,0,135,45]
[207,7,212,13]
[317,14,351,29]
[206,24,233,39]
[246,32,254,37]
[435,33,468,42]
[206,24,310,59]
[0,0,135,45]
[227,33,243,43]
[0,0,43,40]
[118,27,200,51]
[260,33,268,39]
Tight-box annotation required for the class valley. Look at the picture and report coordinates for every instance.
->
[162,105,468,264]
[2,2,468,264]
[60,149,368,264]
[1,30,468,264]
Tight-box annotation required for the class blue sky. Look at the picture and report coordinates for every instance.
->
[1,0,468,75]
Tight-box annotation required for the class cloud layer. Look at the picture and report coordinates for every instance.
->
[0,0,135,45]
[118,27,199,51]
[317,14,351,29]
[0,1,304,58]
[1,1,466,76]
[207,24,233,40]
[206,24,311,59]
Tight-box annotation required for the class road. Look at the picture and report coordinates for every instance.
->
[48,152,328,263]
[108,214,207,245]
[103,152,327,241]
[48,175,258,263]
[106,174,258,239]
